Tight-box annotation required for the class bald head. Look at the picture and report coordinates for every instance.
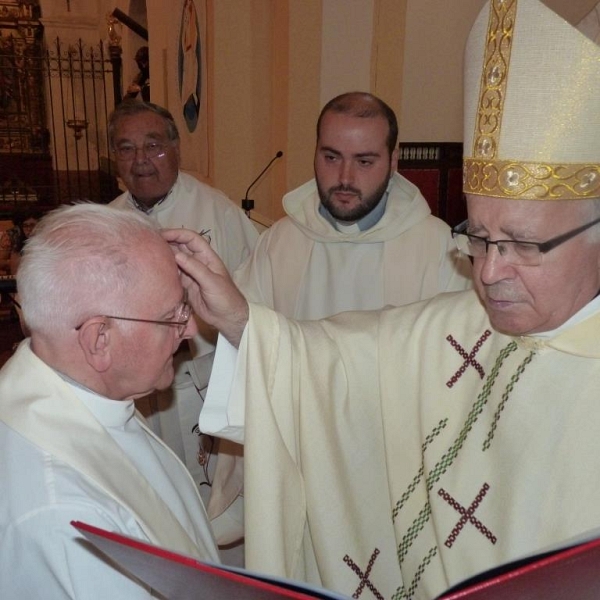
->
[18,203,168,336]
[316,92,398,157]
[17,203,192,399]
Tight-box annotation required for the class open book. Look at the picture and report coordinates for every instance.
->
[71,521,350,600]
[73,521,600,599]
[438,533,600,599]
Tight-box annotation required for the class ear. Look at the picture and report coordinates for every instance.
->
[77,318,113,373]
[390,145,400,171]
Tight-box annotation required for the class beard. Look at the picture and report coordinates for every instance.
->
[317,170,391,223]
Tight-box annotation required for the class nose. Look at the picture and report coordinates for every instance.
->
[478,243,514,285]
[132,146,150,163]
[338,160,355,186]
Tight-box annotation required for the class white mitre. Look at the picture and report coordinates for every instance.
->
[463,0,600,200]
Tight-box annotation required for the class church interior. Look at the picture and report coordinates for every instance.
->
[3,1,600,597]
[1,0,599,357]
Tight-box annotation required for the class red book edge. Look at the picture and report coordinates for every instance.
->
[439,535,600,599]
[71,520,344,600]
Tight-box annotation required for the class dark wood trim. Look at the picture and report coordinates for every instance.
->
[398,142,466,226]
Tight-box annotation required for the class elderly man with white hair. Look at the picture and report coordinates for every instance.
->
[162,1,600,599]
[0,204,219,598]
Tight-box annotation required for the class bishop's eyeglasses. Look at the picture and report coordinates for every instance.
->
[451,216,600,267]
[75,296,192,337]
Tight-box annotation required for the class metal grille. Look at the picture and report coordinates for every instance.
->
[0,33,120,210]
[45,37,120,205]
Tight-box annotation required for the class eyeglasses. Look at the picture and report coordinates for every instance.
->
[113,141,169,161]
[451,215,600,267]
[75,298,192,337]
[199,228,212,244]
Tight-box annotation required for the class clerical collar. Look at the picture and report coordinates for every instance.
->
[319,180,391,232]
[56,370,136,427]
[56,369,104,395]
[532,293,600,339]
[130,185,174,214]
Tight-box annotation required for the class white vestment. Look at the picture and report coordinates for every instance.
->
[111,172,257,548]
[234,173,471,320]
[202,292,600,600]
[0,341,218,599]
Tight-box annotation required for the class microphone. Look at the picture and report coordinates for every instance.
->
[242,151,284,214]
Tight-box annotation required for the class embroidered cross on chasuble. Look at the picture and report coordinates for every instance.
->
[240,289,600,600]
[389,331,537,600]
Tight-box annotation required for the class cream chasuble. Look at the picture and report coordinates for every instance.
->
[205,292,600,600]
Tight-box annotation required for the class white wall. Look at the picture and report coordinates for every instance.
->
[320,0,374,106]
[399,0,485,142]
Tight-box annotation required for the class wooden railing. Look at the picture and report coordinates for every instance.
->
[398,142,466,226]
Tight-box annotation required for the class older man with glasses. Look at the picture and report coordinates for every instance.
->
[108,102,257,560]
[0,203,219,598]
[161,1,600,599]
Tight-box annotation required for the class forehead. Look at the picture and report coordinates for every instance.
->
[465,195,586,233]
[113,112,169,142]
[134,236,183,303]
[317,112,389,150]
[136,233,178,279]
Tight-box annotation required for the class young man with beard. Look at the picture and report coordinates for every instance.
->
[234,92,471,322]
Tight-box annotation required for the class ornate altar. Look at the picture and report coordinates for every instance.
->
[0,0,49,205]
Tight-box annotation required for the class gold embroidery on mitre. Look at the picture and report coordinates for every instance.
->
[471,0,517,161]
[463,159,600,200]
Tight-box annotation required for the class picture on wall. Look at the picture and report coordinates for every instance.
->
[168,0,208,177]
[178,0,201,133]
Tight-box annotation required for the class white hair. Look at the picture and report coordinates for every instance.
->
[578,198,600,243]
[18,203,161,335]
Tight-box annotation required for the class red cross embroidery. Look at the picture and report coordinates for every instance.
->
[343,548,384,600]
[446,329,492,388]
[438,483,497,548]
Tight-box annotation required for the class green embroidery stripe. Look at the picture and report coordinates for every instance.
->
[393,419,448,521]
[426,341,517,490]
[397,503,432,564]
[392,587,408,600]
[405,546,438,600]
[393,466,424,521]
[393,341,517,575]
[483,350,535,451]
[424,419,449,450]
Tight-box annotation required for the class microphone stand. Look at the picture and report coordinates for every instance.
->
[242,151,284,216]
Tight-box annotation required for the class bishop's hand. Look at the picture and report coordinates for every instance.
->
[162,228,249,348]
